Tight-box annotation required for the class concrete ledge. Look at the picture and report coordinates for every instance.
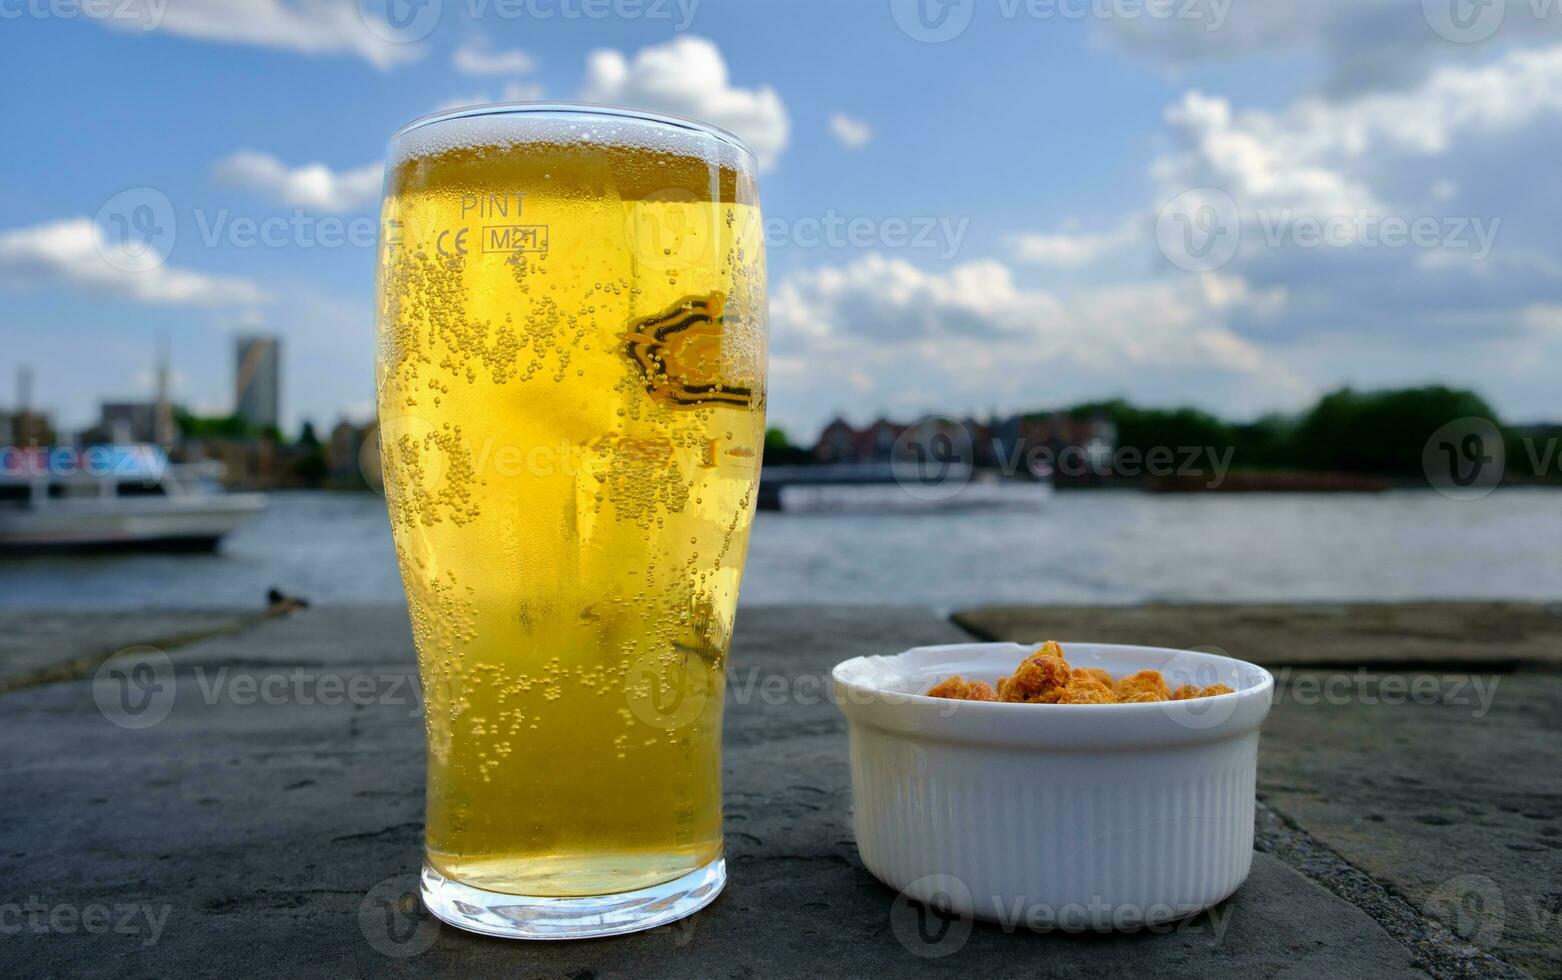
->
[0,609,261,693]
[2,604,1555,976]
[952,601,1562,669]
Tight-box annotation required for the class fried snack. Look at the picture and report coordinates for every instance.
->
[927,643,1236,705]
[995,649,1071,702]
[926,676,998,701]
[1115,670,1171,703]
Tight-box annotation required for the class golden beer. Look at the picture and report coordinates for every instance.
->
[374,105,765,937]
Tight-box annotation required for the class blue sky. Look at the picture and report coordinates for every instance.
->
[2,0,1560,439]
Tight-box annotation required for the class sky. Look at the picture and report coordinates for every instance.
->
[1,0,1560,441]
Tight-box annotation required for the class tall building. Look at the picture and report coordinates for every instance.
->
[1,365,54,446]
[235,335,281,431]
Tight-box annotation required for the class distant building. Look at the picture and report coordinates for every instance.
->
[97,401,160,444]
[991,413,1115,470]
[327,420,371,486]
[235,335,281,431]
[80,343,176,446]
[809,412,1115,481]
[2,367,54,447]
[813,417,857,464]
[813,416,927,463]
[0,409,53,447]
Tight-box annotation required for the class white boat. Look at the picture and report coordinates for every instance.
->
[777,477,1053,513]
[761,462,1052,513]
[0,445,266,551]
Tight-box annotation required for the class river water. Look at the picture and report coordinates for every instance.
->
[3,489,1558,611]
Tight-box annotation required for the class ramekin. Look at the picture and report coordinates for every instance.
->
[832,641,1274,928]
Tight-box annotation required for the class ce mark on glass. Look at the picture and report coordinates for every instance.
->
[436,227,470,258]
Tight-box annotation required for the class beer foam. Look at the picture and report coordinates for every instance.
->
[390,104,754,172]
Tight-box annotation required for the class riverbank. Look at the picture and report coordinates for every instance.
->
[2,601,1558,977]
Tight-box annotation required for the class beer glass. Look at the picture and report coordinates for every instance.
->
[375,104,766,939]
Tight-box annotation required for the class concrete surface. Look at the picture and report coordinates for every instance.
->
[952,602,1562,669]
[0,609,257,692]
[0,604,1554,978]
[1260,670,1562,979]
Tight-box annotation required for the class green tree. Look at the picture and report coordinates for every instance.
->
[763,426,813,465]
[1064,399,1237,456]
[174,408,251,439]
[1290,386,1498,475]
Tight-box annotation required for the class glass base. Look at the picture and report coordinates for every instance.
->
[420,857,725,940]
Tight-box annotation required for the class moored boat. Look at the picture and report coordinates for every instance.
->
[0,445,266,551]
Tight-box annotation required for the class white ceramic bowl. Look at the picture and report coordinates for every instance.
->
[832,641,1274,929]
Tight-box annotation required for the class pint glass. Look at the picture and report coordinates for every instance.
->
[374,104,766,939]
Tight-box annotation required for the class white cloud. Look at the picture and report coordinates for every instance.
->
[1007,217,1143,269]
[772,253,1283,372]
[0,219,269,307]
[436,81,545,112]
[579,36,790,170]
[214,309,269,330]
[452,40,536,76]
[1098,0,1562,95]
[1155,46,1562,219]
[103,0,422,70]
[1521,303,1562,338]
[828,112,872,149]
[766,254,1306,431]
[214,151,384,212]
